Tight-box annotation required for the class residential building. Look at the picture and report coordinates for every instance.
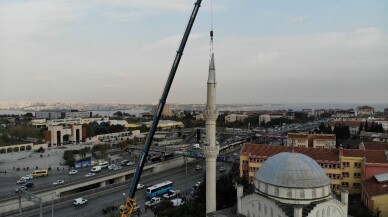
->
[35,110,92,120]
[360,132,388,143]
[356,105,375,116]
[240,144,388,195]
[312,134,336,149]
[361,174,388,217]
[287,133,335,149]
[151,103,174,117]
[328,121,362,136]
[259,114,271,124]
[374,120,388,132]
[225,114,248,123]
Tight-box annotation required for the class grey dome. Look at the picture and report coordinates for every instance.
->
[255,152,331,188]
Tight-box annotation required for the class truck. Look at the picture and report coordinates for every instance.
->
[144,197,161,207]
[90,166,101,172]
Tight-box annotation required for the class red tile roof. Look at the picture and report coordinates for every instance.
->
[343,149,388,163]
[363,142,388,151]
[241,144,339,162]
[241,144,388,164]
[363,178,388,197]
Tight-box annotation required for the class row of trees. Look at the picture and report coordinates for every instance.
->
[63,147,90,167]
[359,121,385,133]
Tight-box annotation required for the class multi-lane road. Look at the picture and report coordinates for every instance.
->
[34,159,233,217]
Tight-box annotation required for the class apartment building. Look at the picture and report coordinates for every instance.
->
[287,132,336,149]
[224,114,248,123]
[240,144,388,195]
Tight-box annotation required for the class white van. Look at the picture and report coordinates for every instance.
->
[193,144,201,149]
[90,166,101,172]
[98,161,109,168]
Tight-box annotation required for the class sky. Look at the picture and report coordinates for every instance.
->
[0,0,387,104]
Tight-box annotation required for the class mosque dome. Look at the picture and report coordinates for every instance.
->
[255,152,331,188]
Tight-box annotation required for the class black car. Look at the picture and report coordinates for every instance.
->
[15,183,34,193]
[102,205,118,214]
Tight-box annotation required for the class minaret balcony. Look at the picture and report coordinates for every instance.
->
[203,145,219,158]
[204,109,218,121]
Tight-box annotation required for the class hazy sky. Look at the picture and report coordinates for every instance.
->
[0,0,387,104]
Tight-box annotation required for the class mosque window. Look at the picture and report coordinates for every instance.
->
[265,184,268,193]
[264,205,267,214]
[287,189,292,198]
[275,187,279,196]
[271,207,273,217]
[300,189,305,198]
[327,207,330,216]
[322,209,325,217]
[259,202,261,211]
[312,189,317,198]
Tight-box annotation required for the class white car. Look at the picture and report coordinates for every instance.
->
[126,161,135,166]
[163,190,177,199]
[85,173,95,177]
[145,197,161,207]
[16,179,26,184]
[73,197,88,206]
[68,170,78,175]
[113,166,122,171]
[137,184,145,190]
[194,181,202,188]
[22,175,33,180]
[108,164,116,171]
[195,165,203,170]
[53,180,65,185]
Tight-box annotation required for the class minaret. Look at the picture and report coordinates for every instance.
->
[203,30,219,214]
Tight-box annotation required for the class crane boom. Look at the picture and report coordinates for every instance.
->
[121,0,203,216]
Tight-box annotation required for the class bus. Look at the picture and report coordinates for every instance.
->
[32,169,48,177]
[145,181,173,198]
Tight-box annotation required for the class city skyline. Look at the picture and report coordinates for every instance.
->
[1,0,387,104]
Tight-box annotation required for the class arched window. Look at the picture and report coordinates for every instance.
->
[265,184,268,193]
[312,188,317,198]
[247,210,250,217]
[275,187,279,196]
[264,205,267,214]
[259,202,261,212]
[327,207,330,216]
[322,209,325,217]
[300,189,305,198]
[287,189,292,198]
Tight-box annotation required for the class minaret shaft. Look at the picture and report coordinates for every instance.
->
[203,39,218,214]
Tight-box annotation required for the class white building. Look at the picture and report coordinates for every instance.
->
[259,115,271,124]
[237,152,348,217]
[225,114,248,123]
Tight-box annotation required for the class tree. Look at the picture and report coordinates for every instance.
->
[359,122,364,134]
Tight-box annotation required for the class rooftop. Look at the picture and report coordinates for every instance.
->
[362,142,388,151]
[363,178,388,197]
[241,144,388,164]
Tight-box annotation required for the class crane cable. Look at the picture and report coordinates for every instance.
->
[210,0,214,56]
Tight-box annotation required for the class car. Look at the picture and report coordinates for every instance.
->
[16,179,26,184]
[137,184,145,190]
[53,180,65,185]
[145,197,161,207]
[102,205,118,214]
[22,175,33,180]
[108,164,116,171]
[73,197,88,206]
[219,167,226,172]
[85,173,95,177]
[126,161,135,166]
[15,182,34,193]
[113,165,122,171]
[195,165,203,170]
[233,153,238,156]
[171,198,186,207]
[68,170,78,175]
[194,181,202,188]
[90,166,102,172]
[133,203,140,212]
[121,160,131,166]
[163,190,177,199]
[15,186,27,193]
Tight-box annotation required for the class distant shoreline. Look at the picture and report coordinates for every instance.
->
[0,103,387,115]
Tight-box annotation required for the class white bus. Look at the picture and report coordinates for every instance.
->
[145,181,173,198]
[98,161,109,168]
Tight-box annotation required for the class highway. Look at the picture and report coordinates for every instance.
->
[34,159,234,217]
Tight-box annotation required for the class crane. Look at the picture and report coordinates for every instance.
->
[120,0,203,216]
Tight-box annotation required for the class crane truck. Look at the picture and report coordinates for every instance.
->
[120,0,203,216]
